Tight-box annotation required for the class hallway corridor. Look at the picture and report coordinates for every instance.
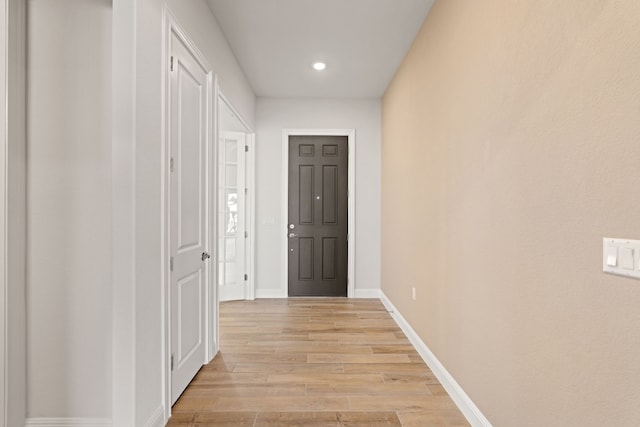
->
[168,298,468,426]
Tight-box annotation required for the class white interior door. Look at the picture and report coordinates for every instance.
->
[218,131,246,302]
[169,33,210,404]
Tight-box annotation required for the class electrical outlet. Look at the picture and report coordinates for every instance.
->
[412,287,416,301]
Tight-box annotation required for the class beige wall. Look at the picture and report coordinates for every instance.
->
[381,1,640,426]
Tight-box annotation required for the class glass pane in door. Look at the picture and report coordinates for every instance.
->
[217,133,245,301]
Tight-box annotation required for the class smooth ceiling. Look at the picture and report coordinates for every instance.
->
[207,0,435,98]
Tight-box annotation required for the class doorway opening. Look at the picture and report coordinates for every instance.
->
[217,94,255,302]
[282,129,356,297]
[165,21,214,406]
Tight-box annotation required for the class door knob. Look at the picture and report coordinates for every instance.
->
[288,233,297,238]
[201,251,211,261]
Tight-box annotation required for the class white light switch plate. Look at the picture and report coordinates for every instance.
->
[603,238,640,280]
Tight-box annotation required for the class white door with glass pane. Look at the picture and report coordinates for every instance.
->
[218,132,246,301]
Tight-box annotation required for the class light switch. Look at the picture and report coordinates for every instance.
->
[606,246,618,267]
[603,238,640,280]
[622,248,635,270]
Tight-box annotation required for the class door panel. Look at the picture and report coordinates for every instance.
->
[218,131,246,302]
[298,237,314,280]
[288,136,348,297]
[177,271,202,359]
[170,33,209,404]
[322,166,338,224]
[299,165,314,224]
[322,238,337,280]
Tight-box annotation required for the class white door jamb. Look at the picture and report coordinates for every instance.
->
[1,1,27,425]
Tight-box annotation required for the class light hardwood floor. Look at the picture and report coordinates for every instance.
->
[167,298,469,426]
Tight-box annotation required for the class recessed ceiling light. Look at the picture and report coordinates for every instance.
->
[312,62,326,71]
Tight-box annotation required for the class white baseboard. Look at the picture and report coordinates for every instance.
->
[254,288,381,299]
[24,418,111,427]
[143,406,165,427]
[255,289,287,298]
[379,291,493,427]
[353,288,381,299]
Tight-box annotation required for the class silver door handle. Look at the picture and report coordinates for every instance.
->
[201,251,211,261]
[288,233,297,238]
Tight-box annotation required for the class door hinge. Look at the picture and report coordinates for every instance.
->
[170,56,174,71]
[244,274,248,281]
[170,256,174,272]
[244,188,248,195]
[244,231,248,238]
[171,353,174,371]
[245,145,249,152]
[170,157,174,172]
[346,234,349,242]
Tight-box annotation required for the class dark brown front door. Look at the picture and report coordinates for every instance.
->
[288,135,348,297]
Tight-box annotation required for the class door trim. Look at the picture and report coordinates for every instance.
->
[162,8,217,421]
[112,0,136,423]
[282,129,356,298]
[1,1,26,425]
[245,132,256,300]
[218,92,256,300]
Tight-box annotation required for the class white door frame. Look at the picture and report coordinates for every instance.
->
[281,129,356,298]
[1,4,8,423]
[162,9,217,421]
[245,132,256,300]
[218,92,256,300]
[1,1,26,425]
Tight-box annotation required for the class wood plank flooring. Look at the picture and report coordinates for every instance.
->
[167,298,469,426]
